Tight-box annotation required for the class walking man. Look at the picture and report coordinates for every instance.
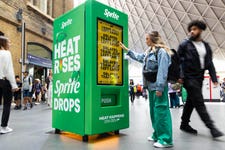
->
[178,20,223,138]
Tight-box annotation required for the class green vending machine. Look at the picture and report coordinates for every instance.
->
[52,0,129,141]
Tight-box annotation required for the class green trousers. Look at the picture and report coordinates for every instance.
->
[148,86,173,145]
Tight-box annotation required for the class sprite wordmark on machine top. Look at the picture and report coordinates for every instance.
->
[104,9,119,20]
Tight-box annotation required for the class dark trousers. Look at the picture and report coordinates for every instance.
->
[130,92,135,103]
[169,92,180,107]
[0,88,2,105]
[181,79,214,129]
[0,79,12,127]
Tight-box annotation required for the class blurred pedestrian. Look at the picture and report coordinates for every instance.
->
[220,78,225,101]
[14,75,22,110]
[34,79,42,104]
[22,71,33,110]
[168,83,180,108]
[46,72,52,107]
[129,79,135,103]
[0,36,18,134]
[0,84,2,106]
[41,83,47,102]
[178,20,223,138]
[0,32,3,106]
[136,83,142,97]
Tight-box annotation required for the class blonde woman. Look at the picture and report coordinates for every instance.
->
[0,36,18,134]
[120,31,173,148]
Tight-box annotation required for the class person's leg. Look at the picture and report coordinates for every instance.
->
[38,92,41,102]
[175,94,180,108]
[169,93,173,108]
[186,80,213,126]
[130,94,132,103]
[1,81,12,127]
[181,82,195,125]
[154,86,173,145]
[17,99,21,109]
[23,98,27,105]
[15,98,18,106]
[223,89,225,102]
[132,94,134,103]
[29,96,33,108]
[169,93,175,108]
[35,92,38,102]
[130,92,134,103]
[23,97,28,110]
[148,90,157,141]
[0,88,2,105]
[14,99,18,110]
[47,90,50,106]
[41,92,44,102]
[14,94,20,108]
[132,93,135,101]
[188,79,223,137]
[23,91,29,110]
[15,96,21,109]
[180,81,198,134]
[48,86,52,107]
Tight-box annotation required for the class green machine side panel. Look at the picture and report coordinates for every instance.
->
[85,1,129,135]
[52,4,85,135]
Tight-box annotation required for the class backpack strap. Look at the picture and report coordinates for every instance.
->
[154,47,160,61]
[143,47,160,70]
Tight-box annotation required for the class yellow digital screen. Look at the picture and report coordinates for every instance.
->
[97,19,123,85]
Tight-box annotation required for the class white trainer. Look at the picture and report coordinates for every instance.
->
[153,142,173,148]
[147,136,155,141]
[0,126,13,134]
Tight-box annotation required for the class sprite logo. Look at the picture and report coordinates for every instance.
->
[104,9,119,20]
[61,18,72,29]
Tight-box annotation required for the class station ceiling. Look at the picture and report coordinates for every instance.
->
[101,0,225,61]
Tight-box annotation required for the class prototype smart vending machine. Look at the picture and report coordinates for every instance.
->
[52,0,128,142]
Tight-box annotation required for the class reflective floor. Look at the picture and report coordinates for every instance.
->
[0,98,225,150]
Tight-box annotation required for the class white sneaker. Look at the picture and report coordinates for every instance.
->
[147,136,155,141]
[0,126,13,134]
[153,142,173,148]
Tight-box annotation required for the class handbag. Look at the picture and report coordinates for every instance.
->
[143,70,157,82]
[143,49,158,83]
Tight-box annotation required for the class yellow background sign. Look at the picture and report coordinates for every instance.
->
[97,19,123,85]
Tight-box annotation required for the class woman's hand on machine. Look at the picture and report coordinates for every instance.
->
[119,42,129,51]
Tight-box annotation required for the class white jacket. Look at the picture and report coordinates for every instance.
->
[0,50,17,89]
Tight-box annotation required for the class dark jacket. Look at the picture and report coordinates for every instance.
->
[178,39,217,82]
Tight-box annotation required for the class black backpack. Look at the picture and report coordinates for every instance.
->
[168,49,180,83]
[155,48,180,83]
